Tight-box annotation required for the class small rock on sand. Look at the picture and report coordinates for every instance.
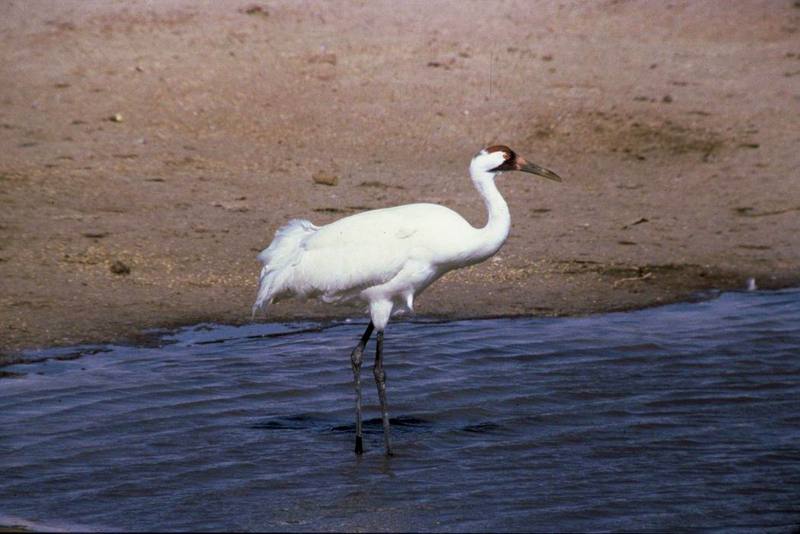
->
[312,171,339,186]
[240,4,269,17]
[109,260,131,275]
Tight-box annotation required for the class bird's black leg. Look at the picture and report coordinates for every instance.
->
[373,330,393,456]
[350,321,374,454]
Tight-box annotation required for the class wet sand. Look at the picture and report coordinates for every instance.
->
[1,0,799,359]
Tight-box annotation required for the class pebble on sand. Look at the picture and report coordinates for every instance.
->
[109,260,131,275]
[312,171,339,186]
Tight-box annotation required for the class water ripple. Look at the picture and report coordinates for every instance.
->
[1,289,800,531]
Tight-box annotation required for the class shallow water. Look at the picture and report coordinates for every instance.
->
[2,289,800,532]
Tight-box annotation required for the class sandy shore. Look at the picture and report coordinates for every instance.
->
[1,0,799,361]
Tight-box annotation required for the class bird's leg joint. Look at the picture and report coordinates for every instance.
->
[372,364,386,384]
[351,343,363,370]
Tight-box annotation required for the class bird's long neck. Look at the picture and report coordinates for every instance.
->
[468,165,511,262]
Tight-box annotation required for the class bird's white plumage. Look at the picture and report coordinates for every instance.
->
[254,203,484,322]
[252,146,561,455]
[253,147,551,331]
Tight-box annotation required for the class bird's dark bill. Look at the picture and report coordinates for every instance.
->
[517,159,562,182]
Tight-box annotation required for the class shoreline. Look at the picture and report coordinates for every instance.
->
[4,265,797,366]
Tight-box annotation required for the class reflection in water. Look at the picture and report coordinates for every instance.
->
[1,289,800,531]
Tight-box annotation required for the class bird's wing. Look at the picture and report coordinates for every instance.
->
[302,206,420,249]
[290,207,423,300]
[257,203,472,305]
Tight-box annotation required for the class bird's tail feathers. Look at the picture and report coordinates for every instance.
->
[252,219,318,318]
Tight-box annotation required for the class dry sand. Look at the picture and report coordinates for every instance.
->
[1,0,799,360]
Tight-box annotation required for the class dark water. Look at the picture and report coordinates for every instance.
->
[2,289,800,532]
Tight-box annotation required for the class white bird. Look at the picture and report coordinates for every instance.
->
[253,145,561,455]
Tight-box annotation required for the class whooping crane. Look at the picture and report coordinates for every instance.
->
[253,145,561,455]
